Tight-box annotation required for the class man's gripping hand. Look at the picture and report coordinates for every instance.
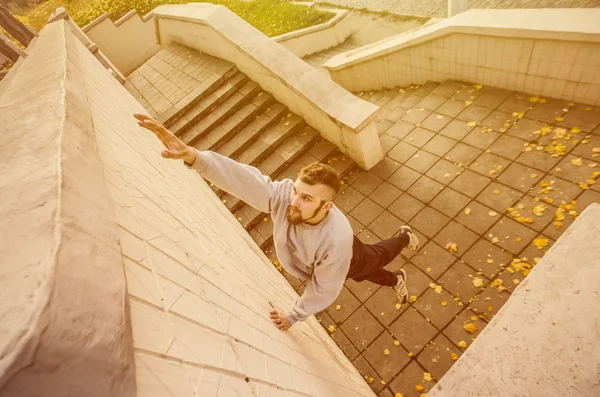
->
[134,113,196,165]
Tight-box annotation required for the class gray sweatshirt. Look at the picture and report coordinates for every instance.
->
[187,150,354,325]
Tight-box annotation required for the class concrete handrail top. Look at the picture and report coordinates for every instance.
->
[152,3,379,132]
[272,8,347,43]
[324,8,600,71]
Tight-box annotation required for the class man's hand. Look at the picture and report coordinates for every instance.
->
[269,309,292,331]
[134,113,196,164]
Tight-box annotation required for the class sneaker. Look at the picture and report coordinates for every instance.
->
[399,225,419,251]
[393,269,409,304]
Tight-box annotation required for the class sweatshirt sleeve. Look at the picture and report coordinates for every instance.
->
[186,149,285,214]
[286,238,353,325]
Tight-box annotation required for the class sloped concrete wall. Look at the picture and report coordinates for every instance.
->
[0,15,375,397]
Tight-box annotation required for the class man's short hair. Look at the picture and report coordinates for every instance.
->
[298,162,340,199]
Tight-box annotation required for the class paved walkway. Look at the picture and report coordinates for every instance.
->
[276,80,600,397]
[316,0,600,17]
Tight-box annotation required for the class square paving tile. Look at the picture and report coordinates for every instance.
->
[420,112,452,133]
[485,216,538,255]
[509,195,557,232]
[529,176,581,205]
[357,227,382,244]
[518,237,555,262]
[442,308,486,350]
[345,279,380,303]
[402,107,432,125]
[376,119,395,135]
[425,158,463,185]
[415,287,463,329]
[498,91,534,115]
[453,85,482,102]
[430,188,471,218]
[439,119,475,140]
[576,189,600,210]
[496,162,544,192]
[469,286,510,320]
[407,176,444,203]
[341,307,385,352]
[351,198,385,226]
[571,134,600,161]
[388,141,419,164]
[416,334,462,381]
[370,157,401,180]
[445,142,482,166]
[476,182,523,212]
[369,211,404,240]
[448,169,492,198]
[381,134,400,154]
[404,127,436,148]
[456,104,493,123]
[432,81,463,97]
[334,186,366,212]
[433,221,479,256]
[347,215,364,235]
[481,110,518,132]
[353,354,387,394]
[469,151,512,179]
[387,165,421,191]
[526,98,569,124]
[506,117,547,141]
[363,331,410,383]
[365,287,408,327]
[437,98,467,118]
[515,147,562,172]
[489,134,527,160]
[542,214,575,240]
[454,200,499,235]
[558,105,600,132]
[389,308,438,354]
[462,127,501,150]
[401,262,434,297]
[555,154,598,183]
[417,94,447,111]
[387,120,416,140]
[473,87,512,109]
[411,241,456,279]
[439,261,489,305]
[326,286,361,324]
[331,327,360,361]
[370,182,402,208]
[410,206,451,238]
[388,360,434,397]
[461,238,513,278]
[422,134,458,157]
[388,193,425,223]
[352,171,385,195]
[405,150,439,173]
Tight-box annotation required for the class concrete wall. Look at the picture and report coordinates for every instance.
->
[83,10,161,76]
[429,203,600,397]
[153,3,383,170]
[0,15,376,397]
[325,9,600,106]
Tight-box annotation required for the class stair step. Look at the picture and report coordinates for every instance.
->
[160,66,238,127]
[175,72,248,142]
[307,139,338,162]
[196,91,274,152]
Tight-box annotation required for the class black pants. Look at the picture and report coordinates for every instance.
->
[346,233,409,287]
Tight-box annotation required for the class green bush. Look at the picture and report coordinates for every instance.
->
[15,0,334,37]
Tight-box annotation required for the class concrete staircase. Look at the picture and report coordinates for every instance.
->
[126,44,356,251]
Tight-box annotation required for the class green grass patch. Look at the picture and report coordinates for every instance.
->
[13,0,335,37]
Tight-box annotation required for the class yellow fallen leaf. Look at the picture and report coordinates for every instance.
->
[489,211,498,217]
[571,127,581,133]
[436,115,444,119]
[285,121,290,126]
[529,96,540,103]
[408,352,414,357]
[444,172,451,178]
[416,384,425,392]
[381,380,386,385]
[445,242,458,253]
[513,279,521,285]
[472,277,484,288]
[327,325,335,333]
[395,394,403,397]
[465,100,473,106]
[368,377,374,384]
[491,279,503,287]
[335,305,341,310]
[494,189,500,195]
[533,237,549,249]
[423,373,433,382]
[464,208,471,215]
[340,180,345,185]
[384,349,390,356]
[395,303,402,310]
[571,158,583,166]
[471,315,478,321]
[450,353,459,361]
[432,358,438,363]
[487,258,494,264]
[458,340,467,348]
[410,295,418,302]
[555,117,564,122]
[434,286,443,294]
[426,267,432,272]
[394,340,400,346]
[474,84,483,89]
[463,323,478,333]
[467,121,477,127]
[441,300,448,306]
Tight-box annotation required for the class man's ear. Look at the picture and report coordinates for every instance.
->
[323,201,334,212]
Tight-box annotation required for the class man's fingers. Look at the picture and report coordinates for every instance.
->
[161,150,182,159]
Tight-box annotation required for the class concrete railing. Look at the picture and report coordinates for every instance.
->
[429,203,600,397]
[153,3,383,169]
[83,10,160,77]
[0,13,376,397]
[82,5,354,76]
[324,8,600,106]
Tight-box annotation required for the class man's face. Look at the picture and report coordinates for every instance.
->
[287,179,333,225]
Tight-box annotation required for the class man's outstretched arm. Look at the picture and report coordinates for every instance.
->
[135,113,280,214]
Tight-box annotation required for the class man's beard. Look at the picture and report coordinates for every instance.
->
[286,206,303,225]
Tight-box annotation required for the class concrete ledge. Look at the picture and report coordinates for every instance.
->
[429,203,600,397]
[0,20,135,396]
[324,8,600,105]
[272,8,355,58]
[153,3,383,169]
